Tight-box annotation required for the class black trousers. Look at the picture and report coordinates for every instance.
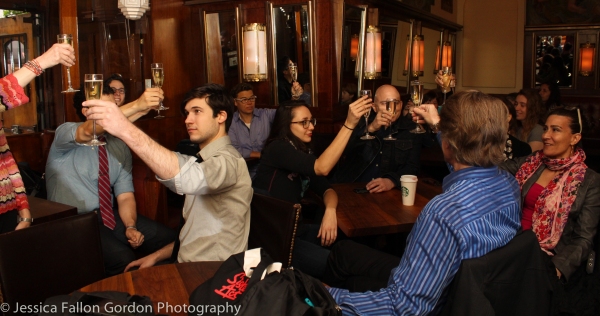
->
[0,210,18,234]
[98,209,177,276]
[323,239,400,292]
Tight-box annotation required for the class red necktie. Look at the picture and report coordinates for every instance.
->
[98,136,116,230]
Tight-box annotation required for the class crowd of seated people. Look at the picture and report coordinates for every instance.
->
[6,44,599,315]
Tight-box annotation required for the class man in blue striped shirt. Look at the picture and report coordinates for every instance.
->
[326,91,521,315]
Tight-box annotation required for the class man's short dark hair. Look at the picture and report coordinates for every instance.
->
[230,83,254,99]
[181,84,234,132]
[104,74,125,91]
[73,85,114,121]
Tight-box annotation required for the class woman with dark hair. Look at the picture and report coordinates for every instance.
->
[105,74,127,106]
[515,89,545,152]
[501,107,599,295]
[539,80,562,115]
[252,97,369,278]
[501,96,532,160]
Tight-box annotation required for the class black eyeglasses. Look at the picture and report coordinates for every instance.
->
[291,118,316,129]
[111,87,125,95]
[234,95,257,103]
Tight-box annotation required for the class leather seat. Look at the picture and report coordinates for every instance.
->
[248,193,301,268]
[0,212,104,313]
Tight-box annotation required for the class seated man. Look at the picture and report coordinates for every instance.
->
[324,91,522,315]
[46,86,176,277]
[84,84,252,270]
[228,83,276,177]
[332,85,423,193]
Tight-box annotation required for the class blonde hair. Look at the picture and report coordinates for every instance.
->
[439,90,508,167]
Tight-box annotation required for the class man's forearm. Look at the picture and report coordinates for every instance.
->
[118,123,181,179]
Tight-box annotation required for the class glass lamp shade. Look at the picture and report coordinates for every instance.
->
[350,34,359,61]
[242,23,268,82]
[579,42,595,76]
[118,0,150,20]
[434,41,452,74]
[364,25,382,80]
[411,35,424,77]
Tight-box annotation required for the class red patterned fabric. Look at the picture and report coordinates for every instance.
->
[0,74,30,215]
[515,148,587,254]
[98,136,116,229]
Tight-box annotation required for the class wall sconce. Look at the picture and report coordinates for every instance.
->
[434,41,452,74]
[411,35,424,77]
[579,42,595,76]
[118,0,150,20]
[242,23,268,82]
[350,34,359,61]
[363,25,382,80]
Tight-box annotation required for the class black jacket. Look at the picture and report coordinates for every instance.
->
[332,114,424,187]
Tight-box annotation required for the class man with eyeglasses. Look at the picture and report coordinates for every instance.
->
[277,56,311,105]
[332,85,423,193]
[229,83,276,177]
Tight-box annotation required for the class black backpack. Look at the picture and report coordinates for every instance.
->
[189,248,341,316]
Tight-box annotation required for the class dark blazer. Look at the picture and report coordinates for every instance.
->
[501,154,600,281]
[441,230,553,316]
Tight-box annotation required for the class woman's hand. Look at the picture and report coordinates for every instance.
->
[317,208,338,247]
[346,95,372,128]
[36,43,76,69]
[291,81,304,99]
[412,103,440,127]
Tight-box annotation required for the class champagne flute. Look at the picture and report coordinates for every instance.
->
[383,99,398,141]
[151,63,168,119]
[410,80,426,134]
[359,90,375,140]
[57,34,79,93]
[83,74,105,146]
[289,63,298,82]
[441,67,452,106]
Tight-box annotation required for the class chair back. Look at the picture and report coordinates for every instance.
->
[0,212,104,311]
[249,193,301,268]
[441,230,553,316]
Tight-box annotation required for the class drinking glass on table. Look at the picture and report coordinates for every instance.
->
[57,34,79,93]
[441,67,452,106]
[383,98,398,141]
[83,74,105,146]
[359,89,375,140]
[410,80,426,134]
[151,63,168,119]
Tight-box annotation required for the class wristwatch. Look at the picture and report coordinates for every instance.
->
[17,217,33,223]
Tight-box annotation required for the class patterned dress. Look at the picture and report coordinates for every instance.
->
[0,74,29,216]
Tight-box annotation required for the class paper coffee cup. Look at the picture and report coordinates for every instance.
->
[401,177,418,206]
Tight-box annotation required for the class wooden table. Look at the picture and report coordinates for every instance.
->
[333,182,436,237]
[28,196,78,225]
[80,261,223,316]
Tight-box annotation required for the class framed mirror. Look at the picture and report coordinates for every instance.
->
[339,4,366,107]
[534,34,574,87]
[267,1,317,106]
[202,8,241,87]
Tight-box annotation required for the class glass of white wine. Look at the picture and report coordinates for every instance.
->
[359,90,375,140]
[151,63,168,119]
[289,63,298,82]
[83,74,105,146]
[58,34,79,93]
[410,80,426,134]
[383,99,398,141]
[441,67,452,106]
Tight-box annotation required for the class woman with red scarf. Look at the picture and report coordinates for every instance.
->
[501,106,600,283]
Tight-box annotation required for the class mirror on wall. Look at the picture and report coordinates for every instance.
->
[268,1,317,106]
[203,8,241,88]
[535,34,574,87]
[339,4,366,107]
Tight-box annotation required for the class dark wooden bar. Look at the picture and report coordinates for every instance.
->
[28,196,78,225]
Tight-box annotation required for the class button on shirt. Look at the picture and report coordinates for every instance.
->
[328,166,521,315]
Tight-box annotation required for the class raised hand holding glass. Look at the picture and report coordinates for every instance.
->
[359,90,375,140]
[410,81,426,134]
[58,34,79,93]
[384,99,398,140]
[151,63,168,119]
[83,74,105,146]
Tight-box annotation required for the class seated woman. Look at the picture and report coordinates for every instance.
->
[252,97,369,278]
[501,106,600,283]
[515,89,545,152]
[501,96,532,160]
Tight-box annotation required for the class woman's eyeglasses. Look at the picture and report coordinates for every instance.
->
[234,95,257,103]
[291,118,317,129]
[111,87,125,95]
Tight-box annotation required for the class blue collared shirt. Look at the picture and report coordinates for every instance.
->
[328,166,521,315]
[229,108,276,176]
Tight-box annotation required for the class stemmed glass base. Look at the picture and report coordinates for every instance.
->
[154,102,169,119]
[82,137,106,146]
[61,87,80,93]
[384,134,396,140]
[360,113,375,140]
[410,125,426,134]
[360,134,375,140]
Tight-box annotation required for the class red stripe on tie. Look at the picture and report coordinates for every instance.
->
[98,136,116,230]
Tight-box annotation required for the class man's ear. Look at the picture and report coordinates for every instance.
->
[217,111,227,124]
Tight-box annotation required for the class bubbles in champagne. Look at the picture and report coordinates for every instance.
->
[152,68,164,88]
[85,80,103,101]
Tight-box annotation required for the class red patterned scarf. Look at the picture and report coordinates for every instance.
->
[515,148,587,254]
